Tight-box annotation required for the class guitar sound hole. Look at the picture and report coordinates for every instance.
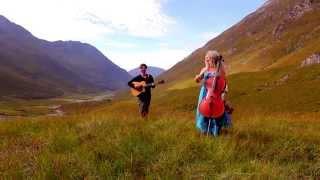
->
[136,87,143,91]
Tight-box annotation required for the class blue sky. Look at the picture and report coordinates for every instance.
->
[1,0,266,70]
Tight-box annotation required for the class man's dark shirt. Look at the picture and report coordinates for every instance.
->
[128,74,155,99]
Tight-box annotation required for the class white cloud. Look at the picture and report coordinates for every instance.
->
[105,41,138,49]
[0,0,175,42]
[105,48,190,71]
[0,0,212,72]
[0,0,188,72]
[158,42,170,48]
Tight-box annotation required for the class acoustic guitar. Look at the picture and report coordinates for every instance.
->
[131,80,165,97]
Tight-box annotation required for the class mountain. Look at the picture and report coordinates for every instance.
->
[158,0,320,83]
[128,66,165,77]
[0,15,131,99]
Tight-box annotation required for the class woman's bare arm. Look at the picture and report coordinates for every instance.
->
[194,67,207,83]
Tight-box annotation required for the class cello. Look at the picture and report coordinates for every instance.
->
[198,56,226,119]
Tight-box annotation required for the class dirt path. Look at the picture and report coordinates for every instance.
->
[47,105,65,117]
[46,93,113,117]
[54,93,114,103]
[0,93,114,119]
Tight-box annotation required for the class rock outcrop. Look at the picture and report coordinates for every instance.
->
[273,0,314,39]
[301,53,320,67]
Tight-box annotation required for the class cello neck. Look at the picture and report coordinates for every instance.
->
[211,61,222,90]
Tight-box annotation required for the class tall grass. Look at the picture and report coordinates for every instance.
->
[0,65,319,179]
[0,109,319,179]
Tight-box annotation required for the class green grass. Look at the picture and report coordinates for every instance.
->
[0,111,319,178]
[0,65,319,179]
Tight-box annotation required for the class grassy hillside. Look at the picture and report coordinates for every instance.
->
[1,65,319,178]
[158,0,320,84]
[0,68,63,99]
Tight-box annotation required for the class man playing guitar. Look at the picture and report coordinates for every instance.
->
[128,64,155,118]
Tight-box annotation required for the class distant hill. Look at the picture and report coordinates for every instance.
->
[0,15,131,99]
[158,0,320,83]
[128,66,165,77]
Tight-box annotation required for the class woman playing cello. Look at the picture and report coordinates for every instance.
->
[194,50,232,136]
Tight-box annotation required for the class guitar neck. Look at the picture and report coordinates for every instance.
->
[145,83,155,87]
[132,80,164,88]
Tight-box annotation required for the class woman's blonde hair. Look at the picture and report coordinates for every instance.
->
[206,50,220,60]
[206,50,223,65]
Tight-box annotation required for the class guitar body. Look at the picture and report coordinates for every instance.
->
[131,81,147,97]
[130,80,165,97]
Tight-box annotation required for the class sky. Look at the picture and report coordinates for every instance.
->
[0,0,266,71]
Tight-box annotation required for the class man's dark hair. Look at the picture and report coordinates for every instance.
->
[140,63,148,69]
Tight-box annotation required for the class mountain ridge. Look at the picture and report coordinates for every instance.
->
[128,66,165,77]
[0,15,131,99]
